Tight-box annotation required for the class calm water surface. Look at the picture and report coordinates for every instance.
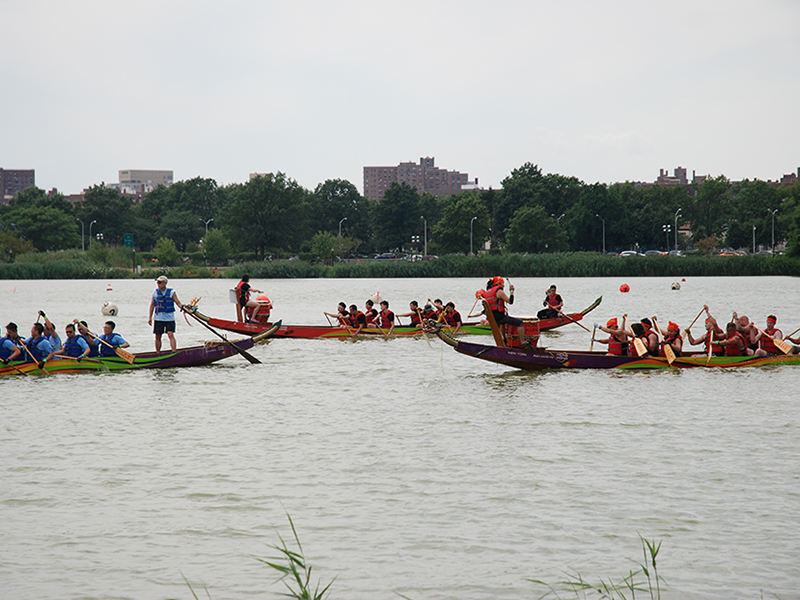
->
[1,276,799,599]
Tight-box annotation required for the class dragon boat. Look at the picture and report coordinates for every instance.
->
[430,304,800,371]
[183,296,601,339]
[0,322,280,377]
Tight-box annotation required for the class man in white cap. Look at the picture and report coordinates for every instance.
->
[148,275,183,352]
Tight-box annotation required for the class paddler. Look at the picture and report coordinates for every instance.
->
[39,311,62,351]
[396,301,423,328]
[235,275,265,323]
[22,322,55,369]
[55,322,91,361]
[149,275,183,352]
[378,300,395,335]
[73,320,99,357]
[537,284,563,319]
[324,302,350,327]
[442,302,463,334]
[0,322,23,364]
[639,318,660,355]
[754,315,784,357]
[594,317,631,356]
[713,322,750,356]
[659,320,683,357]
[482,277,522,327]
[364,299,379,326]
[348,304,366,336]
[732,312,759,353]
[684,317,725,357]
[96,321,130,357]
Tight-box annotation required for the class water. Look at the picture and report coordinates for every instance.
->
[1,276,799,599]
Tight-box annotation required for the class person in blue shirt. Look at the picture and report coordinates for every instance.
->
[0,322,23,364]
[22,323,55,369]
[39,311,62,351]
[55,322,91,360]
[73,320,99,357]
[97,321,130,357]
[148,275,183,352]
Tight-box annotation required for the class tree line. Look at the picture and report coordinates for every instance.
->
[2,163,799,263]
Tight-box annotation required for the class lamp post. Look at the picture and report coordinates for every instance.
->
[338,217,347,237]
[420,216,427,257]
[470,216,477,256]
[200,218,214,237]
[595,213,605,254]
[752,225,757,255]
[552,213,565,224]
[76,218,85,252]
[89,220,97,245]
[662,224,671,251]
[674,208,682,252]
[769,209,778,255]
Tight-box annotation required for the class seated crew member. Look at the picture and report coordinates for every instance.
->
[324,302,350,327]
[364,300,379,326]
[73,320,100,357]
[786,330,800,355]
[442,302,463,334]
[754,315,784,357]
[348,304,367,336]
[639,318,660,356]
[55,322,91,360]
[432,299,445,321]
[39,311,62,351]
[421,303,436,321]
[685,318,725,357]
[594,317,631,356]
[537,285,563,319]
[22,322,55,369]
[96,321,130,357]
[656,320,683,357]
[378,300,395,335]
[396,301,423,328]
[482,277,523,327]
[235,275,265,322]
[732,312,759,353]
[713,322,750,356]
[0,322,23,364]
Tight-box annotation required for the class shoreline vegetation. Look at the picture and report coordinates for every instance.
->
[1,251,799,280]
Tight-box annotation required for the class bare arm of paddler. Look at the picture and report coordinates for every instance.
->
[497,283,515,305]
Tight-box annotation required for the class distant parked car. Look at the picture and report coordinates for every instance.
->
[619,250,640,257]
[668,250,686,257]
[644,250,664,256]
[375,252,396,260]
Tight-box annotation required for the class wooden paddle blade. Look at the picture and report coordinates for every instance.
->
[664,343,676,364]
[115,347,136,364]
[633,337,648,357]
[774,337,792,355]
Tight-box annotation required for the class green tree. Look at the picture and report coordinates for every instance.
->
[374,183,423,251]
[310,231,338,262]
[432,192,489,255]
[1,206,80,251]
[311,179,373,243]
[495,162,544,241]
[202,228,232,264]
[76,185,135,246]
[0,230,34,262]
[220,173,311,258]
[154,237,181,266]
[156,210,204,251]
[505,205,568,253]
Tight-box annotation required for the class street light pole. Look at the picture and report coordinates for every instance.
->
[552,213,565,224]
[662,224,671,251]
[470,216,477,256]
[753,225,757,254]
[338,217,347,237]
[76,218,85,252]
[200,218,214,236]
[674,207,682,252]
[595,213,605,254]
[769,209,778,255]
[89,220,97,245]
[420,216,427,256]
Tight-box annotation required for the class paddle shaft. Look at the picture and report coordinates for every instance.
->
[19,339,49,375]
[86,329,135,364]
[686,306,706,332]
[754,326,791,354]
[652,316,676,364]
[556,308,591,333]
[186,310,261,364]
[590,325,596,352]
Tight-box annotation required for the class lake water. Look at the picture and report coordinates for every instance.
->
[1,276,799,600]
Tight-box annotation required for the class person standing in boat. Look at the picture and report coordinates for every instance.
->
[55,322,91,360]
[754,315,784,357]
[537,285,563,319]
[482,277,522,327]
[0,322,23,364]
[378,300,395,335]
[442,302,463,334]
[235,275,265,323]
[97,321,130,357]
[149,275,184,352]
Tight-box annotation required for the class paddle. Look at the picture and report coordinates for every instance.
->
[556,307,592,333]
[652,316,676,365]
[754,326,792,354]
[18,339,50,375]
[685,306,706,332]
[184,309,261,364]
[783,326,800,342]
[590,324,596,351]
[86,329,136,364]
[1,357,31,376]
[631,326,648,357]
[707,329,714,364]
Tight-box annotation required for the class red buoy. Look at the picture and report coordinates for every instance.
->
[619,283,630,293]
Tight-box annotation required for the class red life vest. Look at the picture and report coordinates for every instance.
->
[235,280,250,305]
[725,331,748,356]
[660,334,682,358]
[483,286,505,313]
[608,334,629,356]
[379,310,394,328]
[443,310,461,326]
[760,327,782,354]
[410,311,421,326]
[349,311,365,327]
[545,293,561,308]
[704,331,725,356]
[365,309,378,324]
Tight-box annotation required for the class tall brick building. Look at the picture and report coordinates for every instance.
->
[363,157,470,200]
[1,168,35,201]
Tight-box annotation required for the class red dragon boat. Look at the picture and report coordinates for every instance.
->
[183,296,601,339]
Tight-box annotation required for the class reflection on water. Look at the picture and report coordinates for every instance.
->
[1,277,799,599]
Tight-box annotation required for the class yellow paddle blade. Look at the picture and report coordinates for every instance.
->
[663,343,676,364]
[116,347,136,364]
[774,337,792,355]
[633,337,648,357]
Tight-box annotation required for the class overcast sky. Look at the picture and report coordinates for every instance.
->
[2,0,798,195]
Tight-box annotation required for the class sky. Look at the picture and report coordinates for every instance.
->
[1,0,798,195]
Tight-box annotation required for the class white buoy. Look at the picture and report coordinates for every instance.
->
[102,301,119,316]
[671,282,681,290]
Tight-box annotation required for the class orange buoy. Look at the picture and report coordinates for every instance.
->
[619,283,630,293]
[681,278,686,282]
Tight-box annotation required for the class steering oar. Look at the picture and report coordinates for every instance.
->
[185,308,261,364]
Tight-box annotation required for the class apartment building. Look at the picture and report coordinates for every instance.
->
[363,157,470,200]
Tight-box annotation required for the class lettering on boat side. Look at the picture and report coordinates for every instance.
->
[554,352,568,363]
